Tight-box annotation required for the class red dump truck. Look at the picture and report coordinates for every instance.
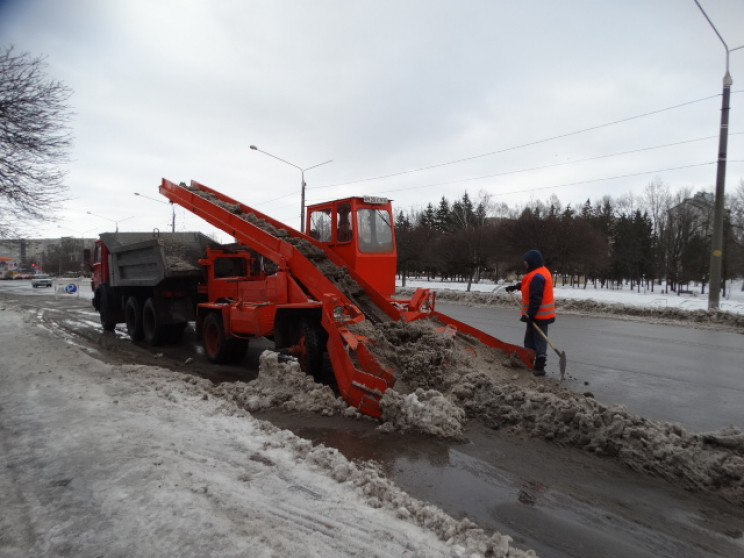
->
[92,179,532,417]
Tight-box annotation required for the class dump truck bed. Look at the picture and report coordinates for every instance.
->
[101,231,215,288]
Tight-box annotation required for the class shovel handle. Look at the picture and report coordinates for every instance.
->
[531,321,559,353]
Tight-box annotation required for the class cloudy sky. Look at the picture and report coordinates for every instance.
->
[2,0,743,240]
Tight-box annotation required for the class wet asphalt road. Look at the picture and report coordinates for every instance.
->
[2,281,743,557]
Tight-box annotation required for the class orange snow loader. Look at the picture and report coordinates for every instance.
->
[91,179,533,418]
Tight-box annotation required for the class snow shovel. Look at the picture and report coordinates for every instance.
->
[508,291,567,380]
[530,320,567,381]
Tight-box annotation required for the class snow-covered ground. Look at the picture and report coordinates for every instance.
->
[0,302,533,558]
[398,277,744,315]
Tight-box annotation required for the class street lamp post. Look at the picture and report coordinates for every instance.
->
[134,192,176,233]
[249,145,332,232]
[86,211,134,233]
[694,0,744,310]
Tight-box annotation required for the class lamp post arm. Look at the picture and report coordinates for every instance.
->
[250,146,303,172]
[693,0,731,71]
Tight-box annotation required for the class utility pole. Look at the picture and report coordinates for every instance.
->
[693,0,744,309]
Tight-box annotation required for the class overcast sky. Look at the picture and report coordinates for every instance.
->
[2,0,743,240]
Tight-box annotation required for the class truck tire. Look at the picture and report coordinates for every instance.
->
[142,297,166,346]
[202,312,247,364]
[98,285,118,332]
[125,296,144,341]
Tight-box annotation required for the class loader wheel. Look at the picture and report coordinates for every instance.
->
[142,297,166,346]
[125,296,144,341]
[202,313,247,363]
[295,319,328,383]
[98,285,118,332]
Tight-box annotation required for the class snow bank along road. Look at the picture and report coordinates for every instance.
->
[0,301,531,558]
[1,281,743,557]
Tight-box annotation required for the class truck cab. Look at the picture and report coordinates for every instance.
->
[305,196,396,297]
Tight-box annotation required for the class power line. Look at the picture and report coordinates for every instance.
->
[367,134,741,196]
[311,92,731,191]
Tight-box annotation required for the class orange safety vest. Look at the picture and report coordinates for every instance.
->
[520,266,556,321]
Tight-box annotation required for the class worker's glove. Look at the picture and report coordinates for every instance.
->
[504,284,519,293]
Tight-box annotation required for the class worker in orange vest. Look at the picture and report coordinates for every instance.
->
[505,250,555,376]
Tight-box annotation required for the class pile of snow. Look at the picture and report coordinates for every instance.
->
[452,372,744,506]
[199,318,744,508]
[212,351,357,417]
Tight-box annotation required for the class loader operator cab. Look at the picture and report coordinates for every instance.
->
[306,196,396,297]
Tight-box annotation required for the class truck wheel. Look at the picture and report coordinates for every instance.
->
[98,285,118,332]
[125,296,144,341]
[142,297,166,346]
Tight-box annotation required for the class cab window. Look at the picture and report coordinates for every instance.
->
[309,209,332,242]
[357,208,393,253]
[214,257,245,278]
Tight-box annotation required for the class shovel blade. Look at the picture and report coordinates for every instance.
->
[558,351,567,380]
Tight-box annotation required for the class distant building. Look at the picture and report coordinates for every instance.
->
[0,237,96,275]
[667,192,715,238]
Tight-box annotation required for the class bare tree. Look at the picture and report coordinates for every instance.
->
[0,46,72,237]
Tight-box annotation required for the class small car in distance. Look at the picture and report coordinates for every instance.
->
[32,274,53,288]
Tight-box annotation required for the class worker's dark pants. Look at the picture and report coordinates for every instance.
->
[524,321,548,360]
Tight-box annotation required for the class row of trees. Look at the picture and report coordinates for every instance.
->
[394,179,744,293]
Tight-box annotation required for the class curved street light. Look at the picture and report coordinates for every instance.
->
[250,145,332,232]
[693,0,744,309]
[134,192,176,233]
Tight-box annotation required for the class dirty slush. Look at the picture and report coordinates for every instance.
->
[193,184,744,509]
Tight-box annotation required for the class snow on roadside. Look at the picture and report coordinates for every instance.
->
[452,373,744,507]
[354,315,744,508]
[398,278,744,314]
[181,321,744,508]
[0,304,535,558]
